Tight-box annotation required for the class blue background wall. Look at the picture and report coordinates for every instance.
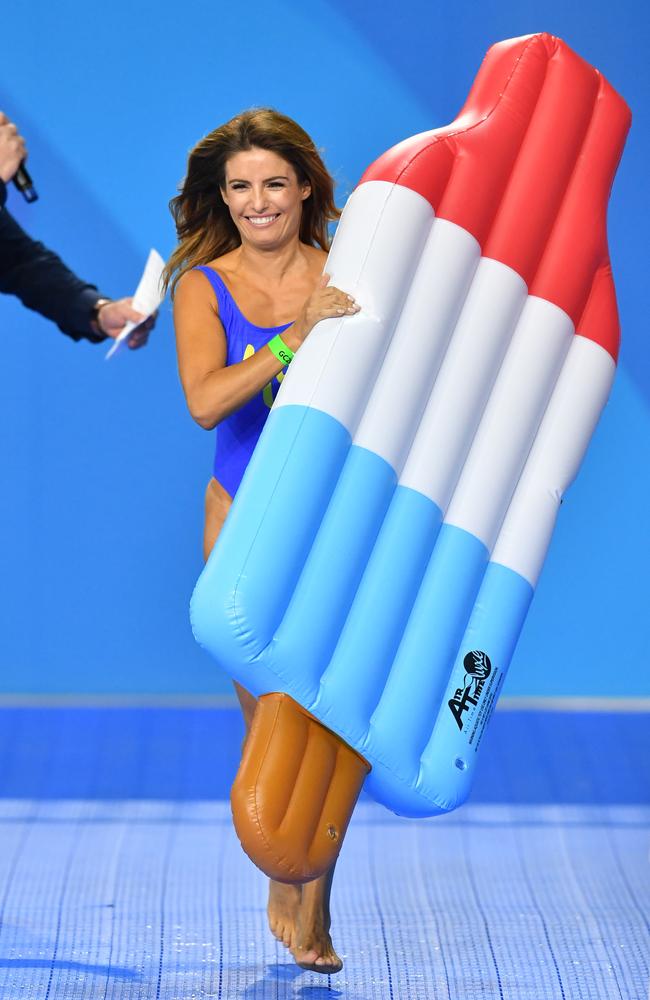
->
[0,0,648,697]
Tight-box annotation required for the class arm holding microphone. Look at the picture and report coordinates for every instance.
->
[0,112,153,348]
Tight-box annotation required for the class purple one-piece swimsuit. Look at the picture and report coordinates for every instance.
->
[194,266,292,498]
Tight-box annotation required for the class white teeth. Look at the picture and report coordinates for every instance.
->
[247,215,279,226]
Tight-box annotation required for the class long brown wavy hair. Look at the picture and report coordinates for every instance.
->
[163,108,340,297]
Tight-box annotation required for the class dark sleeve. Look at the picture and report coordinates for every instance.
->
[0,180,107,343]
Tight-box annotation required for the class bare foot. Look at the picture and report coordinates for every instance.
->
[267,880,301,949]
[290,871,343,975]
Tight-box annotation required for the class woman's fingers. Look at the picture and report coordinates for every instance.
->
[325,287,360,316]
[299,284,360,338]
[322,286,357,302]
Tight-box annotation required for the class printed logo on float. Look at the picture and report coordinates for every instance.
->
[448,651,492,731]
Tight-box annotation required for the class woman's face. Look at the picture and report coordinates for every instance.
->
[221,147,311,250]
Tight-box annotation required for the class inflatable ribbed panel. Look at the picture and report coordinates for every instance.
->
[191,33,630,817]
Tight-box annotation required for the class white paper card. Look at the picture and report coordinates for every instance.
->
[105,248,166,359]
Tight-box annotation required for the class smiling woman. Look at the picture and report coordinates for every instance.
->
[162,108,359,975]
[164,110,337,285]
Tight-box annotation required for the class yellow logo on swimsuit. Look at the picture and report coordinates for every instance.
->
[243,343,285,410]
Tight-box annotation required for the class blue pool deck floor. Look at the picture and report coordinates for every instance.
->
[0,704,647,999]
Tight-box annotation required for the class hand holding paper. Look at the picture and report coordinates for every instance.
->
[105,249,166,359]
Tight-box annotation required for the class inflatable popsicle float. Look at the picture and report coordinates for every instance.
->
[191,32,631,881]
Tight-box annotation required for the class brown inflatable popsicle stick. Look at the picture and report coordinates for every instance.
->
[231,692,370,883]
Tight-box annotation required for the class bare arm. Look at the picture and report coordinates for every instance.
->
[174,270,358,430]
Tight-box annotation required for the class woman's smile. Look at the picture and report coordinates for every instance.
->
[245,213,281,228]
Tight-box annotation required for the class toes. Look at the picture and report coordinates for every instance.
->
[267,880,301,951]
[268,917,293,950]
[271,923,291,948]
[292,946,343,975]
[315,951,343,973]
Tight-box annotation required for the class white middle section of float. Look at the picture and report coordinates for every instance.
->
[275,181,435,434]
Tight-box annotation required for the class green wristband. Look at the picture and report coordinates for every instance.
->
[267,333,294,367]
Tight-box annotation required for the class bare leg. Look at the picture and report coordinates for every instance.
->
[202,477,233,564]
[203,478,341,971]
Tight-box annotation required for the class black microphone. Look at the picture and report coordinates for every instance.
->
[13,162,38,203]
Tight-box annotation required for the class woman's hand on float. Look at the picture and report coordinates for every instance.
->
[174,270,358,430]
[285,274,359,349]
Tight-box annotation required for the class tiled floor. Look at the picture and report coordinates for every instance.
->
[0,707,647,999]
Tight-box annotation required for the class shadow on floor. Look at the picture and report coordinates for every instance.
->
[0,958,139,979]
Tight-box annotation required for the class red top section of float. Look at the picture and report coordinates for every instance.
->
[359,33,631,361]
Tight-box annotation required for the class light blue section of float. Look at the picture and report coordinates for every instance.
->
[271,443,398,703]
[359,562,534,816]
[194,422,538,817]
[360,525,489,805]
[191,404,352,693]
[368,524,490,751]
[415,562,536,813]
[315,487,443,739]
